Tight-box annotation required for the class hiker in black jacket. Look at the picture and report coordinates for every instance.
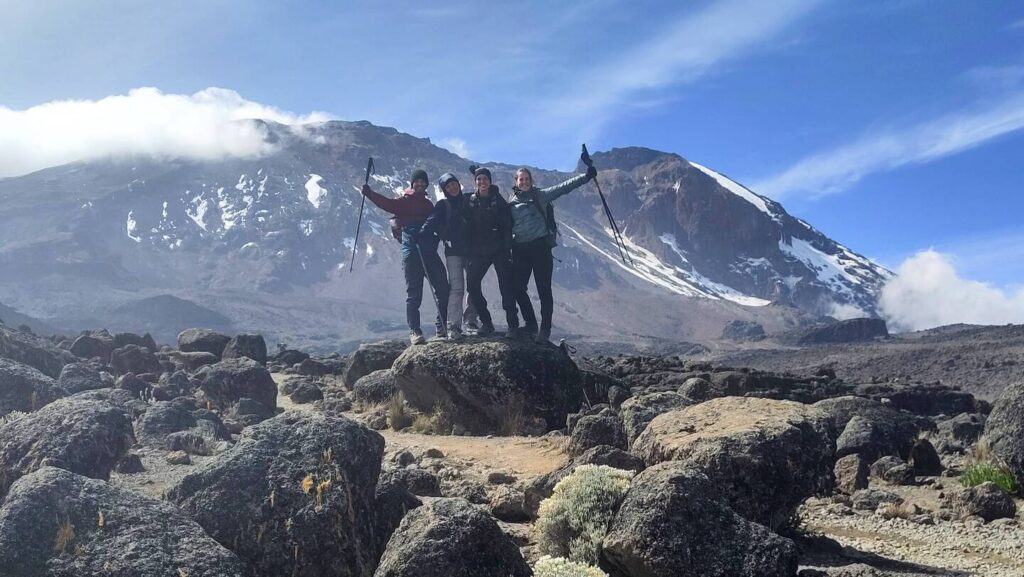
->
[463,167,518,337]
[420,172,479,340]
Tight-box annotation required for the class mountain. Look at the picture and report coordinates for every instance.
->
[0,120,891,349]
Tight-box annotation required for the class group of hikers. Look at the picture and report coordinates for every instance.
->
[359,152,598,345]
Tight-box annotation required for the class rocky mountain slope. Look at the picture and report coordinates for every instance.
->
[0,120,891,347]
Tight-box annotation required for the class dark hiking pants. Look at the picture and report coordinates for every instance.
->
[403,246,450,335]
[466,250,519,329]
[512,238,554,332]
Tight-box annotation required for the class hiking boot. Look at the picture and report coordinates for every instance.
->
[410,331,426,346]
[466,321,479,334]
[535,328,551,343]
[477,322,495,337]
[448,326,464,341]
[435,326,448,340]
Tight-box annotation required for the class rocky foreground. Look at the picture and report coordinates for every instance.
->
[1,323,1023,576]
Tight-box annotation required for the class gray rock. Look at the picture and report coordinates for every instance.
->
[569,414,628,456]
[297,358,331,376]
[816,396,928,461]
[850,488,903,511]
[177,328,231,358]
[116,453,145,473]
[678,376,715,402]
[953,482,1017,522]
[603,462,799,577]
[135,402,199,449]
[381,467,441,497]
[373,498,530,577]
[619,391,694,445]
[0,357,64,416]
[0,325,75,378]
[353,369,398,405]
[70,333,115,363]
[0,467,243,577]
[196,357,277,413]
[113,331,158,351]
[166,450,192,465]
[70,388,148,419]
[0,397,133,496]
[109,345,161,376]
[798,318,888,344]
[982,381,1024,486]
[56,362,110,395]
[222,334,268,365]
[167,412,385,577]
[721,319,766,341]
[909,437,943,475]
[936,412,985,453]
[607,385,630,409]
[834,454,869,495]
[168,350,220,371]
[290,381,324,404]
[344,340,406,386]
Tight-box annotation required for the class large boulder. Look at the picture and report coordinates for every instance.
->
[0,357,64,415]
[814,396,929,461]
[633,396,834,528]
[721,320,766,341]
[166,412,385,577]
[353,369,398,405]
[0,324,75,378]
[570,414,629,456]
[113,331,159,350]
[69,333,115,363]
[167,350,220,371]
[196,357,277,412]
[983,381,1024,486]
[222,334,268,365]
[373,498,531,577]
[344,340,407,386]
[798,318,888,344]
[56,362,111,395]
[952,482,1017,522]
[0,397,134,496]
[177,328,232,357]
[393,340,586,434]
[618,391,694,446]
[603,462,799,577]
[0,467,243,577]
[274,348,310,366]
[109,345,161,376]
[135,401,227,450]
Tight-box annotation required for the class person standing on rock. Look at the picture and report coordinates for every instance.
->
[463,167,519,337]
[361,169,450,345]
[509,160,597,343]
[419,172,479,340]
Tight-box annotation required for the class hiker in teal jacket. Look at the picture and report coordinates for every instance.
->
[509,162,596,342]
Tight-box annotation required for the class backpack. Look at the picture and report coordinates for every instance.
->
[388,216,402,242]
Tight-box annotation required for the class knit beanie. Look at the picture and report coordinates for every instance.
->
[410,169,429,184]
[473,167,492,183]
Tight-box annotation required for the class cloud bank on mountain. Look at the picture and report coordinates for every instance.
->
[0,87,331,178]
[880,249,1024,331]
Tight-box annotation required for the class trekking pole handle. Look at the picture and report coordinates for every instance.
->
[364,157,375,185]
[581,143,594,168]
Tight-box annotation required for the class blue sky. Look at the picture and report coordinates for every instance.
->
[2,0,1023,292]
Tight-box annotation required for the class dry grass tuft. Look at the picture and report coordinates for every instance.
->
[387,393,414,431]
[54,518,75,554]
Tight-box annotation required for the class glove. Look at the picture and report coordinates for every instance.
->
[468,164,479,175]
[361,184,373,196]
[585,165,598,181]
[580,146,592,167]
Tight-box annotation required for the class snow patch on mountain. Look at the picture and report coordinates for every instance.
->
[126,211,141,242]
[305,174,326,208]
[689,161,779,221]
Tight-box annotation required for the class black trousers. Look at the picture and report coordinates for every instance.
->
[466,250,519,329]
[403,246,450,334]
[512,238,554,331]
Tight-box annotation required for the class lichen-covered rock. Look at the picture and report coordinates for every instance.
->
[56,362,111,395]
[0,357,64,416]
[109,345,161,376]
[632,396,834,528]
[0,467,244,577]
[353,369,398,405]
[344,340,406,386]
[953,482,1016,522]
[983,381,1024,486]
[0,325,75,378]
[834,454,869,495]
[195,357,277,413]
[167,412,385,577]
[909,437,943,475]
[619,391,693,446]
[603,462,799,577]
[0,397,133,496]
[569,414,628,456]
[373,498,531,577]
[177,328,232,357]
[815,396,929,461]
[290,381,324,404]
[393,340,585,434]
[222,334,268,365]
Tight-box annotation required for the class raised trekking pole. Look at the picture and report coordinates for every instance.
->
[582,144,633,266]
[349,157,375,273]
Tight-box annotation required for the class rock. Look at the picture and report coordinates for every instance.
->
[0,357,64,415]
[222,334,268,365]
[620,391,694,445]
[196,357,277,413]
[167,431,211,455]
[344,340,407,386]
[952,482,1016,522]
[569,414,628,456]
[70,333,115,363]
[353,369,398,405]
[851,488,903,511]
[167,412,385,577]
[607,385,629,408]
[0,467,243,577]
[135,402,200,449]
[909,437,943,475]
[489,485,531,522]
[113,331,158,351]
[290,381,324,404]
[297,358,331,376]
[524,445,645,518]
[324,395,353,414]
[166,450,192,465]
[487,471,517,485]
[721,319,766,341]
[603,462,799,577]
[815,396,928,461]
[936,412,985,453]
[633,396,834,528]
[168,350,220,371]
[109,344,161,376]
[393,340,586,435]
[116,453,145,473]
[678,377,715,402]
[373,471,424,561]
[834,454,869,495]
[0,397,133,496]
[56,362,110,394]
[70,388,149,419]
[223,397,276,431]
[982,381,1024,486]
[798,318,888,344]
[0,325,75,378]
[177,328,231,357]
[423,448,445,459]
[381,467,442,497]
[114,372,151,397]
[274,348,310,366]
[373,498,531,577]
[882,463,915,485]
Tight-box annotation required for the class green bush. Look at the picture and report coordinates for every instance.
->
[961,462,1018,495]
[535,465,634,565]
[534,556,608,577]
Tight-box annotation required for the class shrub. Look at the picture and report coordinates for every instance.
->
[534,556,608,577]
[535,465,634,565]
[387,393,413,431]
[962,440,1018,495]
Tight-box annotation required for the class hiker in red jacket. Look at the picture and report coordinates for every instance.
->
[361,169,450,345]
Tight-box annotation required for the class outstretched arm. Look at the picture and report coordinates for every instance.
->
[539,166,597,203]
[360,184,402,214]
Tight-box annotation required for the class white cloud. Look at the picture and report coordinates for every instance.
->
[753,91,1024,199]
[0,87,332,178]
[438,137,471,158]
[878,250,1024,332]
[538,0,819,132]
[828,301,867,321]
